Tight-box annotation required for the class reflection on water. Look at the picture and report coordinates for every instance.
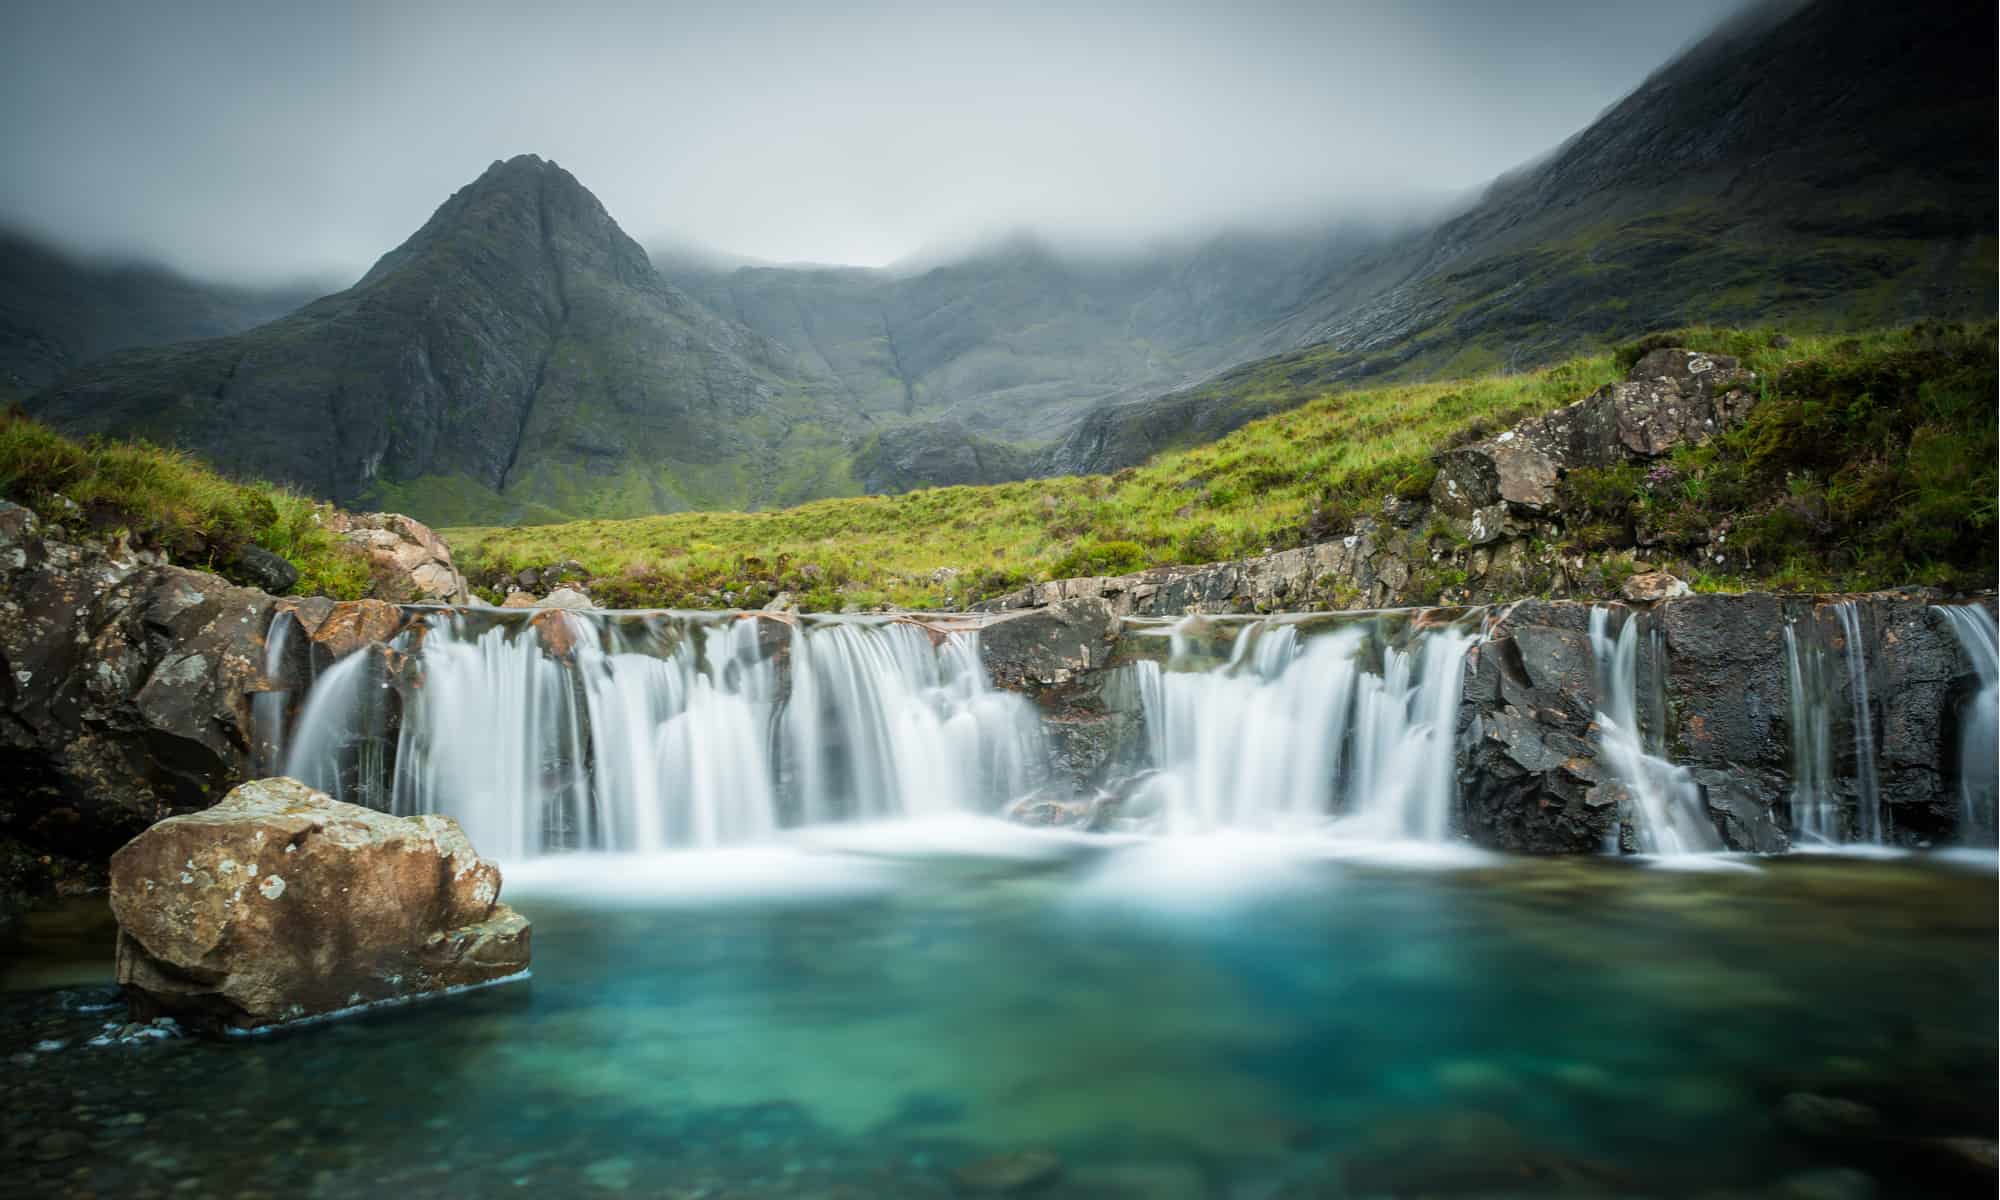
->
[4,828,1995,1198]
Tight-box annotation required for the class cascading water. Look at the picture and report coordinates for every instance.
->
[1934,604,1998,844]
[280,610,1048,857]
[251,610,298,776]
[1128,616,1476,838]
[1782,615,1839,843]
[1831,601,1884,842]
[1587,607,1719,855]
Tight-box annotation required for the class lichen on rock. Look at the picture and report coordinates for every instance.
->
[109,777,530,1033]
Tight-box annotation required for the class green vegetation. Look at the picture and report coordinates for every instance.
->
[1563,321,1997,594]
[0,407,372,598]
[450,323,1995,611]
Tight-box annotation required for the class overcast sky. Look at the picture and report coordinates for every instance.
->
[2,0,1747,283]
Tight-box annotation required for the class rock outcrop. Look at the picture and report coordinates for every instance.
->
[327,511,469,604]
[975,350,1763,618]
[0,502,274,900]
[110,777,530,1033]
[1431,349,1757,537]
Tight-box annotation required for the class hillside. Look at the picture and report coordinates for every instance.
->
[29,157,859,525]
[659,222,1410,457]
[1047,0,1998,473]
[448,321,1996,612]
[0,230,321,397]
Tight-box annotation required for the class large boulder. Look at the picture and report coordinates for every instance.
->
[110,777,530,1033]
[327,511,469,605]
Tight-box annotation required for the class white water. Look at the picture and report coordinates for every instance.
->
[1831,601,1883,843]
[251,610,297,776]
[281,611,1046,856]
[1934,604,1998,843]
[1130,617,1476,839]
[1782,617,1837,841]
[1587,607,1719,855]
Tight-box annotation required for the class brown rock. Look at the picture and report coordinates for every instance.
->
[1620,571,1693,603]
[110,777,530,1033]
[308,599,405,658]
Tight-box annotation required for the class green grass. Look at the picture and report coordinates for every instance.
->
[445,352,1623,610]
[1565,320,1997,594]
[448,322,1996,611]
[0,406,372,598]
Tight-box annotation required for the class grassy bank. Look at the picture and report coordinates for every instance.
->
[0,407,371,597]
[448,322,1996,610]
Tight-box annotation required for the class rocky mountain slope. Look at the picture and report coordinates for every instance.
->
[659,222,1410,462]
[1049,0,1997,474]
[29,156,856,525]
[0,230,321,397]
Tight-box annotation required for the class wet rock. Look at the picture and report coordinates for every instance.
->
[110,777,530,1033]
[227,545,301,595]
[978,599,1119,690]
[1696,767,1789,853]
[1771,1167,1878,1200]
[1457,602,1617,852]
[1778,1092,1880,1139]
[950,1149,1061,1193]
[305,598,405,659]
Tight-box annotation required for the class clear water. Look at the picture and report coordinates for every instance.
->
[6,829,1995,1198]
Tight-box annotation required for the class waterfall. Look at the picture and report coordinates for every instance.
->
[1831,601,1884,842]
[1783,616,1839,842]
[279,610,1047,856]
[1129,616,1476,838]
[1587,607,1719,855]
[1934,604,1998,843]
[252,610,297,776]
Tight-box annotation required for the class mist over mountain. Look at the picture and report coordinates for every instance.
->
[13,0,1996,523]
[0,232,328,396]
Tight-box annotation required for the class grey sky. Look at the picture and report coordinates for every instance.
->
[2,0,1746,282]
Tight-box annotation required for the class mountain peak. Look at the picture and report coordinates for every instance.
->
[355,153,654,294]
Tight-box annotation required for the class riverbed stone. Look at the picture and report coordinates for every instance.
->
[950,1149,1062,1193]
[109,777,530,1033]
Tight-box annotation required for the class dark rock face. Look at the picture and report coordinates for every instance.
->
[111,777,530,1033]
[853,420,1031,494]
[976,599,1137,789]
[1457,602,1618,853]
[977,599,1120,691]
[1454,591,1994,853]
[0,502,275,899]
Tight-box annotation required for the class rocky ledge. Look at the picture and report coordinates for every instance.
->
[110,777,529,1034]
